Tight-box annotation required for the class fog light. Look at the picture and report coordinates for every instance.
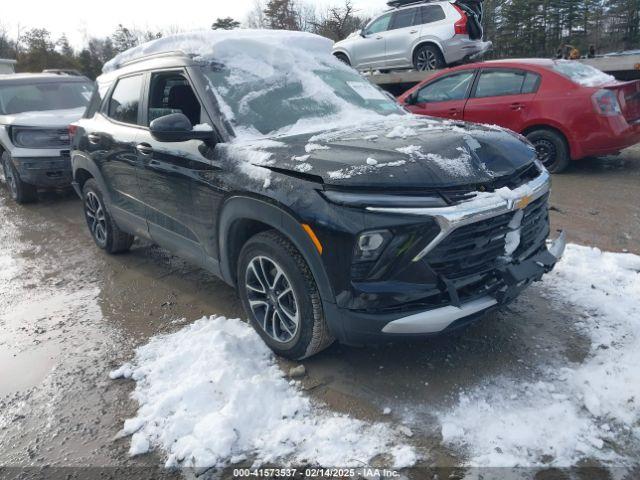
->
[354,230,391,263]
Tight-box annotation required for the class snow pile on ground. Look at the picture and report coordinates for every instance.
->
[439,244,640,467]
[111,317,416,470]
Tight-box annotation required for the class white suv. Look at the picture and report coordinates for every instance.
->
[332,0,489,72]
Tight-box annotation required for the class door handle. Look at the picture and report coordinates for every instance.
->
[88,133,101,144]
[448,108,460,114]
[510,103,525,111]
[376,36,383,40]
[136,143,153,156]
[410,30,418,34]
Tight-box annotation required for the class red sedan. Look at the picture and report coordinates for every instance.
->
[398,59,640,172]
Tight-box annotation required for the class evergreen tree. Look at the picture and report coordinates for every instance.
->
[212,17,241,30]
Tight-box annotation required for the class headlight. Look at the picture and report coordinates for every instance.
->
[11,127,69,148]
[353,230,392,263]
[320,190,447,208]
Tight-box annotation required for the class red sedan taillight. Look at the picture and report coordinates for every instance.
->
[453,5,469,35]
[592,89,622,116]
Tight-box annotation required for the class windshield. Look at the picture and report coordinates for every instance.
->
[0,81,94,115]
[552,61,616,87]
[201,57,404,138]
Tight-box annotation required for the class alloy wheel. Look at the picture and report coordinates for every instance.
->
[245,256,300,344]
[416,49,437,71]
[534,139,557,168]
[85,191,108,247]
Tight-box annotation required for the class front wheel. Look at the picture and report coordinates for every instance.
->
[237,230,334,360]
[82,179,134,253]
[1,152,38,204]
[413,45,445,71]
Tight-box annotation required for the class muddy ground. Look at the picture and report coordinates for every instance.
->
[0,148,638,479]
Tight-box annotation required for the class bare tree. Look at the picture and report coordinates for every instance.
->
[312,0,369,41]
[246,0,267,28]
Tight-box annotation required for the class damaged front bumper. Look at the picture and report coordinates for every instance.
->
[381,231,566,335]
[325,170,566,345]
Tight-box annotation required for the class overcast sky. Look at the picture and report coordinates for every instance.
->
[1,0,389,50]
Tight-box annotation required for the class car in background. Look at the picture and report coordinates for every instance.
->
[332,0,489,72]
[71,31,564,360]
[398,59,640,172]
[0,73,94,203]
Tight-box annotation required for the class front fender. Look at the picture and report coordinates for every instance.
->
[218,195,336,306]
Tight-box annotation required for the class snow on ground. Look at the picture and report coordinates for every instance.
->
[439,244,640,467]
[111,317,416,471]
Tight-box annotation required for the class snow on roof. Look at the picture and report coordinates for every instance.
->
[103,29,334,73]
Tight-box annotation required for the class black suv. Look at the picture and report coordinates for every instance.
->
[71,31,565,359]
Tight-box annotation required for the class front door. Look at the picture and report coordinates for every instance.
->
[136,70,221,268]
[405,70,476,120]
[464,68,541,132]
[353,13,393,69]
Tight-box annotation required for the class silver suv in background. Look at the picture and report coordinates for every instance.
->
[0,74,94,203]
[333,0,489,72]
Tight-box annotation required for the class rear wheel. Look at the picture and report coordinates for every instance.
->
[526,129,570,173]
[237,230,334,360]
[82,179,134,253]
[414,45,445,71]
[1,152,38,204]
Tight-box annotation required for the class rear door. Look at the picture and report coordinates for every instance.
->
[464,68,541,132]
[405,69,476,119]
[83,73,147,236]
[353,13,393,69]
[384,7,420,67]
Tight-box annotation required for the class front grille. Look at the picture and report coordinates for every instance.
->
[424,192,550,302]
[439,163,541,205]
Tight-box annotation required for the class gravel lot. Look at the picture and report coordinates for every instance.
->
[0,148,638,479]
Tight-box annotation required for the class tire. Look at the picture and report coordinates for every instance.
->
[237,230,334,360]
[1,151,38,204]
[82,179,134,254]
[526,129,570,173]
[334,53,350,66]
[413,44,445,71]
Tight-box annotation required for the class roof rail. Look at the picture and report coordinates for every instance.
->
[117,50,193,69]
[387,0,445,8]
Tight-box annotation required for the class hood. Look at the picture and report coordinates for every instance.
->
[0,107,86,128]
[249,116,537,189]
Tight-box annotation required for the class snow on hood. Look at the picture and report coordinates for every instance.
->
[0,107,86,127]
[103,30,334,73]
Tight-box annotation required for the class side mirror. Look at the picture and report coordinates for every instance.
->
[360,29,367,38]
[149,113,212,143]
[405,93,418,105]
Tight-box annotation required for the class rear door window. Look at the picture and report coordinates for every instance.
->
[108,74,143,125]
[416,71,475,103]
[475,70,532,98]
[389,8,419,30]
[418,5,446,24]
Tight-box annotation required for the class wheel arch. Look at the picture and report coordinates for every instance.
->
[218,195,335,305]
[71,153,114,205]
[521,123,576,159]
[332,49,352,65]
[411,40,445,65]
